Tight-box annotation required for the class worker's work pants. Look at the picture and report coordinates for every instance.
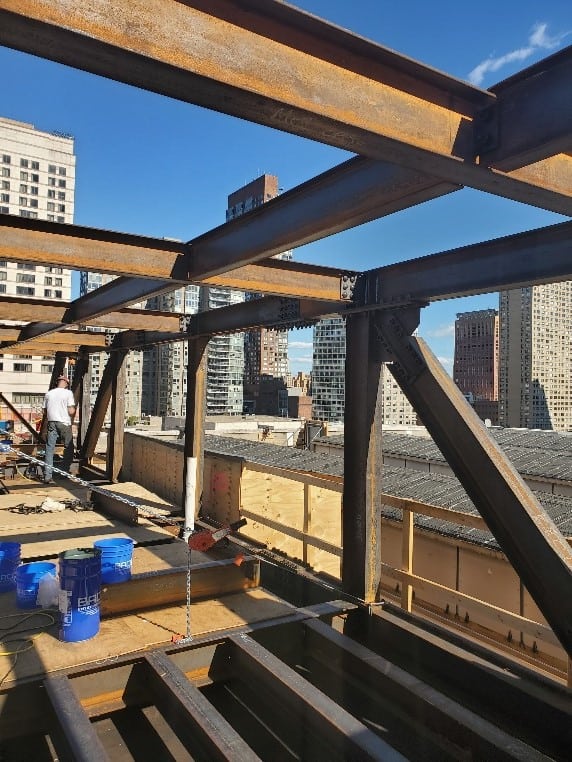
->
[44,421,74,481]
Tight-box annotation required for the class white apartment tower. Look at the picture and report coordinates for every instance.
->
[311,316,417,425]
[0,117,75,422]
[499,283,572,430]
[141,286,201,416]
[79,271,144,421]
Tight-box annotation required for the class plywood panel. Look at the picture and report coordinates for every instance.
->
[0,589,294,685]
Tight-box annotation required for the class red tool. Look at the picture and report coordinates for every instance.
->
[187,518,247,552]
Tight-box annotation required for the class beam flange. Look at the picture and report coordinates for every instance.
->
[359,220,572,307]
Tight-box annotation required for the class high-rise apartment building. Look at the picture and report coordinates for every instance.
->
[225,174,291,415]
[311,316,417,425]
[79,272,144,421]
[0,117,75,421]
[499,283,572,430]
[141,286,200,416]
[454,309,499,401]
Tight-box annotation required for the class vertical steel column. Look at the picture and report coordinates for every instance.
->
[182,337,208,535]
[376,309,572,656]
[107,350,128,483]
[77,355,92,452]
[342,313,383,602]
[79,353,116,462]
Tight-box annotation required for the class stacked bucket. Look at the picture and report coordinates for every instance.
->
[0,536,134,643]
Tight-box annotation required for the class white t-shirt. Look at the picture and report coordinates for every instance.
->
[44,387,76,425]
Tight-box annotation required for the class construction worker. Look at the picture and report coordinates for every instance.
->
[43,375,76,484]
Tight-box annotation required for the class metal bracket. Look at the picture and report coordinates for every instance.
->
[374,308,423,384]
[104,330,114,347]
[473,104,499,158]
[340,273,358,301]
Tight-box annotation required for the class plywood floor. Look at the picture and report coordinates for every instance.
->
[0,474,293,686]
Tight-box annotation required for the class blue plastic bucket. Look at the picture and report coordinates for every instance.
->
[0,541,21,593]
[94,538,134,583]
[59,548,101,642]
[16,561,56,608]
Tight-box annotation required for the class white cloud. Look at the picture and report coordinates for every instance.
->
[425,323,454,338]
[290,354,313,365]
[468,22,569,85]
[289,341,313,349]
[438,356,453,368]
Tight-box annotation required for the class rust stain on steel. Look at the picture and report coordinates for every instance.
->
[6,0,468,159]
[0,224,182,280]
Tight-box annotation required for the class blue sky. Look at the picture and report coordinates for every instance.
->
[0,1,569,373]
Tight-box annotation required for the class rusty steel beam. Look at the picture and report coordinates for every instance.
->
[144,650,262,762]
[376,311,572,656]
[79,353,115,462]
[43,675,110,762]
[0,213,347,300]
[107,349,127,482]
[0,327,110,349]
[482,47,572,171]
[227,633,405,761]
[0,1,570,212]
[342,313,385,602]
[0,296,181,331]
[359,220,572,307]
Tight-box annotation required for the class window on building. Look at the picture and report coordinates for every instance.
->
[48,177,56,186]
[0,272,7,281]
[20,171,28,181]
[47,190,55,199]
[57,216,64,223]
[57,204,65,213]
[13,393,44,406]
[20,159,29,168]
[31,161,39,170]
[1,168,10,178]
[44,288,52,298]
[47,202,55,211]
[41,364,54,374]
[0,284,5,294]
[47,214,55,221]
[57,192,65,200]
[48,164,56,174]
[19,184,28,194]
[59,167,66,176]
[58,180,66,188]
[45,276,53,285]
[1,155,10,163]
[29,199,38,208]
[0,194,8,203]
[54,290,62,299]
[0,260,6,267]
[13,363,32,373]
[17,273,35,284]
[16,286,35,296]
[1,181,8,190]
[0,207,8,214]
[31,173,39,183]
[19,210,38,218]
[55,278,62,287]
[30,186,38,195]
[19,197,27,206]
[17,262,36,271]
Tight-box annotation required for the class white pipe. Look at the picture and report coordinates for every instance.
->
[183,455,197,539]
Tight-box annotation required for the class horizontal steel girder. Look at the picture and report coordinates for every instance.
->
[376,313,572,656]
[359,220,572,307]
[483,47,572,171]
[0,1,570,213]
[0,297,182,332]
[0,151,455,291]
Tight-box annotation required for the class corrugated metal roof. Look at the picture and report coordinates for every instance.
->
[318,428,572,483]
[202,435,572,551]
